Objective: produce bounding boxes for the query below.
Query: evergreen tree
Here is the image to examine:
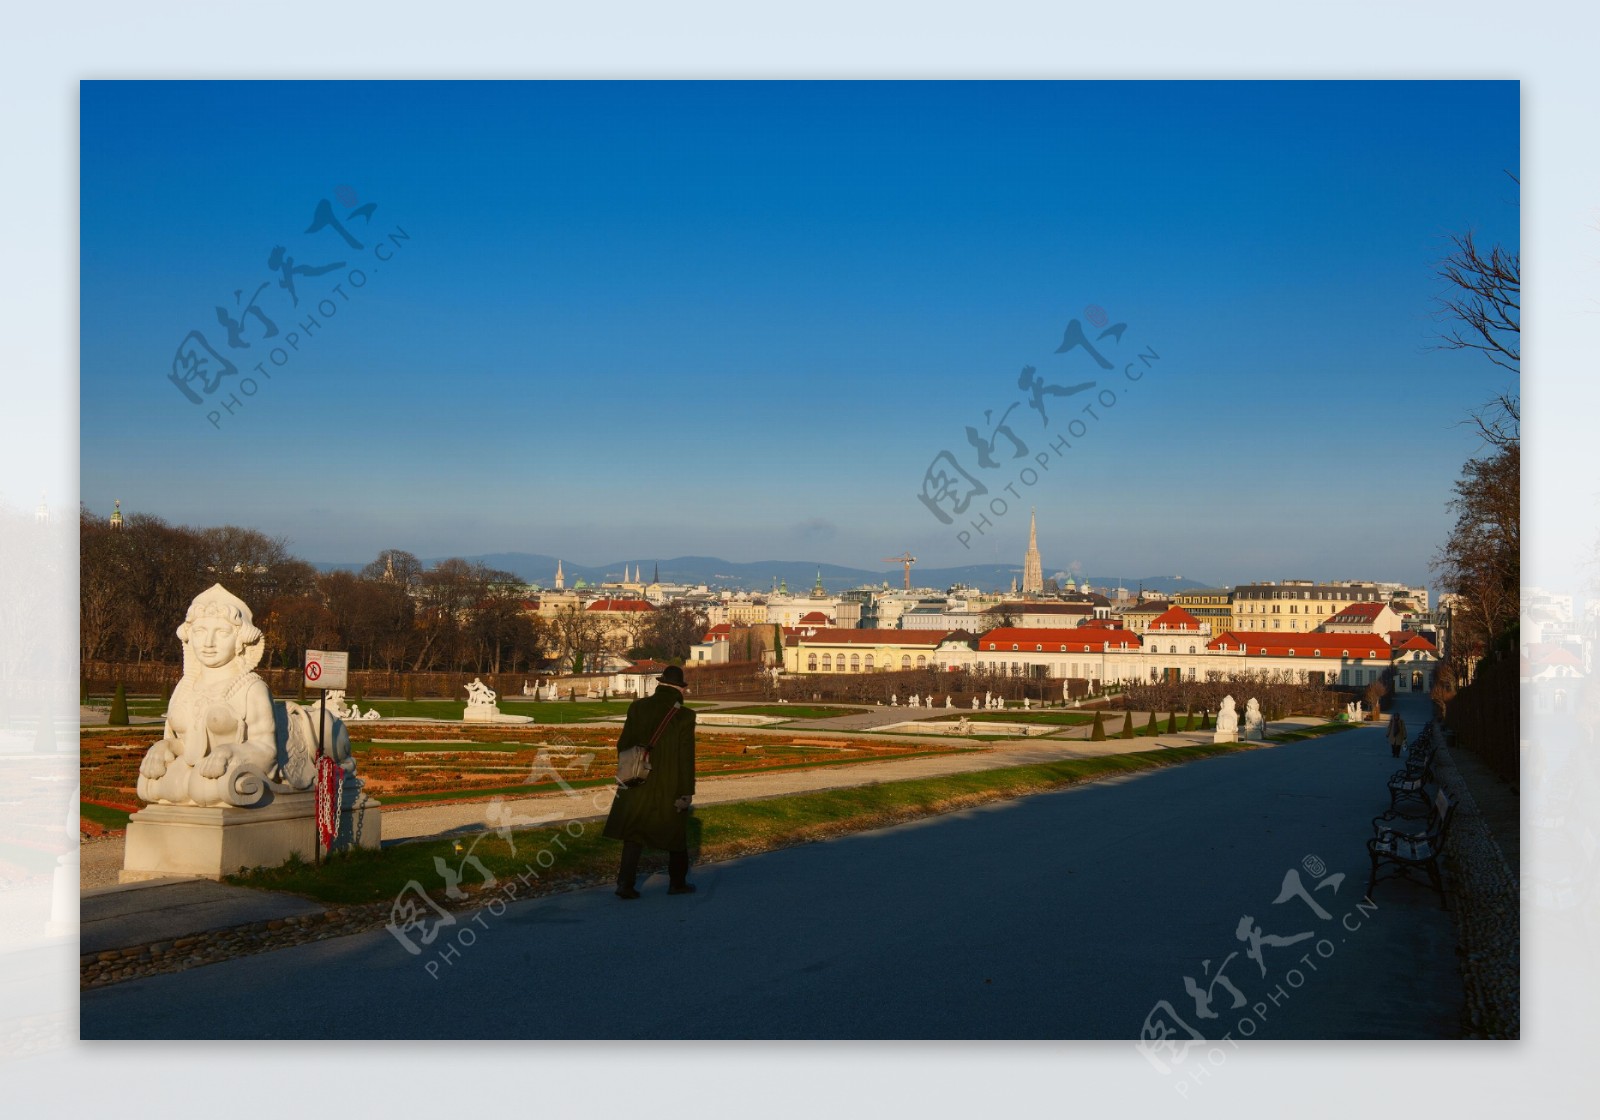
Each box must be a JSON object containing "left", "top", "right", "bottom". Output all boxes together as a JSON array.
[
  {"left": 1091, "top": 711, "right": 1106, "bottom": 741},
  {"left": 108, "top": 683, "right": 129, "bottom": 726},
  {"left": 1120, "top": 713, "right": 1134, "bottom": 739},
  {"left": 1145, "top": 711, "right": 1159, "bottom": 735},
  {"left": 1166, "top": 711, "right": 1178, "bottom": 734}
]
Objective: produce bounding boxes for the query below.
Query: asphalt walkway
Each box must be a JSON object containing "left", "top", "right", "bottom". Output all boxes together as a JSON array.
[{"left": 80, "top": 715, "right": 1461, "bottom": 1039}]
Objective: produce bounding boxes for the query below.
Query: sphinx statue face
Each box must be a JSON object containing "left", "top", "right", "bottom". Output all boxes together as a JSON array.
[{"left": 191, "top": 616, "right": 241, "bottom": 669}]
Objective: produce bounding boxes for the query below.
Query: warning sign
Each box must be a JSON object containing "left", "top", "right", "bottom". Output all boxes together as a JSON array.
[{"left": 304, "top": 649, "right": 349, "bottom": 691}]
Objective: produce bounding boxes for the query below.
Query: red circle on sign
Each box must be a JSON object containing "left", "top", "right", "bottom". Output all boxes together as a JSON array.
[{"left": 307, "top": 662, "right": 322, "bottom": 681}]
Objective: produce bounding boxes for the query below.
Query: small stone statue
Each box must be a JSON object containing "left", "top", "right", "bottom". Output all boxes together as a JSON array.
[{"left": 1214, "top": 695, "right": 1239, "bottom": 745}]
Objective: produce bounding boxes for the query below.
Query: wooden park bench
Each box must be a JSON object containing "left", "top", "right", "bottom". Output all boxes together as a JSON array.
[{"left": 1367, "top": 788, "right": 1456, "bottom": 905}]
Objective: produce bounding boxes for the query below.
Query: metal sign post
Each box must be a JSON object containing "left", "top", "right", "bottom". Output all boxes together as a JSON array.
[{"left": 304, "top": 650, "right": 350, "bottom": 867}]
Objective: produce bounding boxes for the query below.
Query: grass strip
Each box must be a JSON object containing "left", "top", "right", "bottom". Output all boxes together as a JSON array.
[
  {"left": 715, "top": 704, "right": 860, "bottom": 719},
  {"left": 1265, "top": 722, "right": 1358, "bottom": 743},
  {"left": 229, "top": 742, "right": 1249, "bottom": 905},
  {"left": 80, "top": 802, "right": 133, "bottom": 830}
]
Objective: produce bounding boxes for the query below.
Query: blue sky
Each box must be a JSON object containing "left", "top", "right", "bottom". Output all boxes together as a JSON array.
[{"left": 79, "top": 80, "right": 1519, "bottom": 587}]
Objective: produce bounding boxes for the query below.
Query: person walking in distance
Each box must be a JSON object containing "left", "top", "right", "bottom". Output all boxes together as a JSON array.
[
  {"left": 1387, "top": 712, "right": 1408, "bottom": 759},
  {"left": 604, "top": 664, "right": 698, "bottom": 899}
]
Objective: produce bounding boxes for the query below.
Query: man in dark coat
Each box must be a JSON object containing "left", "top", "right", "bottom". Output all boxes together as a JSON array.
[{"left": 603, "top": 664, "right": 697, "bottom": 899}]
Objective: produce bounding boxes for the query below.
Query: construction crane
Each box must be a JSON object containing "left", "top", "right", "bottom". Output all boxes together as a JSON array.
[{"left": 882, "top": 553, "right": 916, "bottom": 590}]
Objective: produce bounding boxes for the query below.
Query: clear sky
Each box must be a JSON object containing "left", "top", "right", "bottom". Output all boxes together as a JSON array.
[{"left": 79, "top": 80, "right": 1519, "bottom": 587}]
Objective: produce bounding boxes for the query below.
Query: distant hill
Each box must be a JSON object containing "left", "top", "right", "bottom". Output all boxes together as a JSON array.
[{"left": 314, "top": 551, "right": 1212, "bottom": 596}]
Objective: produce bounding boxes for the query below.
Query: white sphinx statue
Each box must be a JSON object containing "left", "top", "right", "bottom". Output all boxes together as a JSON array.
[
  {"left": 123, "top": 584, "right": 377, "bottom": 882},
  {"left": 1243, "top": 698, "right": 1265, "bottom": 741},
  {"left": 136, "top": 584, "right": 357, "bottom": 809},
  {"left": 1213, "top": 695, "right": 1239, "bottom": 744}
]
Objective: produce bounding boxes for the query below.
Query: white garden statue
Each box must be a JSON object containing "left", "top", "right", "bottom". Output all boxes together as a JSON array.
[
  {"left": 1213, "top": 695, "right": 1239, "bottom": 744},
  {"left": 1244, "top": 698, "right": 1265, "bottom": 741},
  {"left": 136, "top": 584, "right": 357, "bottom": 808}
]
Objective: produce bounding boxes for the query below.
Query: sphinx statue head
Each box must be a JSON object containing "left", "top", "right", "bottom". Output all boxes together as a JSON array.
[{"left": 177, "top": 583, "right": 265, "bottom": 679}]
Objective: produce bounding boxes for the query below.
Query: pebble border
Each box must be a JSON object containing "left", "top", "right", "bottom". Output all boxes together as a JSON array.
[{"left": 1435, "top": 741, "right": 1520, "bottom": 1038}]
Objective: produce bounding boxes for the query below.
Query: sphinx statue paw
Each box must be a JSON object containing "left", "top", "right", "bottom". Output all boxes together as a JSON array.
[
  {"left": 198, "top": 750, "right": 231, "bottom": 779},
  {"left": 139, "top": 745, "right": 174, "bottom": 779}
]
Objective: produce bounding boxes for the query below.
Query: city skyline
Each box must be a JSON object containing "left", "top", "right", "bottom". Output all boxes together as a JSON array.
[{"left": 79, "top": 80, "right": 1518, "bottom": 586}]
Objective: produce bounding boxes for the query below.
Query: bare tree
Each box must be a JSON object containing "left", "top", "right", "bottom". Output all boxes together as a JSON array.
[{"left": 1433, "top": 220, "right": 1519, "bottom": 375}]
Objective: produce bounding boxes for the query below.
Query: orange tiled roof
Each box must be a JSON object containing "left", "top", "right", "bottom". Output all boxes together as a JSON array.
[
  {"left": 1327, "top": 602, "right": 1387, "bottom": 622},
  {"left": 587, "top": 598, "right": 656, "bottom": 612},
  {"left": 978, "top": 627, "right": 1143, "bottom": 651},
  {"left": 787, "top": 628, "right": 952, "bottom": 647},
  {"left": 1148, "top": 606, "right": 1204, "bottom": 631},
  {"left": 1210, "top": 631, "right": 1391, "bottom": 658}
]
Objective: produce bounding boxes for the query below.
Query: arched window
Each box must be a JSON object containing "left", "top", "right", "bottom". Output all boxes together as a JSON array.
[
  {"left": 1313, "top": 649, "right": 1322, "bottom": 657},
  {"left": 1012, "top": 643, "right": 1019, "bottom": 651},
  {"left": 865, "top": 653, "right": 875, "bottom": 669},
  {"left": 807, "top": 654, "right": 817, "bottom": 671},
  {"left": 1189, "top": 646, "right": 1196, "bottom": 655},
  {"left": 850, "top": 654, "right": 860, "bottom": 671},
  {"left": 1369, "top": 650, "right": 1377, "bottom": 659},
  {"left": 837, "top": 657, "right": 847, "bottom": 672},
  {"left": 916, "top": 655, "right": 927, "bottom": 669},
  {"left": 901, "top": 654, "right": 911, "bottom": 669},
  {"left": 1170, "top": 645, "right": 1177, "bottom": 654},
  {"left": 821, "top": 653, "right": 832, "bottom": 670},
  {"left": 1035, "top": 644, "right": 1044, "bottom": 652},
  {"left": 1342, "top": 650, "right": 1350, "bottom": 658}
]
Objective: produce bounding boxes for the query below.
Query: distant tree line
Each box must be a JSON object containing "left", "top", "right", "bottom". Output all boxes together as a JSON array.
[{"left": 80, "top": 512, "right": 714, "bottom": 674}]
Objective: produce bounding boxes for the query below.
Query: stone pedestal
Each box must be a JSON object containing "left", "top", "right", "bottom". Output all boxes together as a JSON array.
[
  {"left": 463, "top": 703, "right": 533, "bottom": 725},
  {"left": 45, "top": 851, "right": 79, "bottom": 937},
  {"left": 120, "top": 789, "right": 381, "bottom": 883}
]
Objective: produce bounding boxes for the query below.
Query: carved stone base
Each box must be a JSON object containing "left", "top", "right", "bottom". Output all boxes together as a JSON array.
[
  {"left": 463, "top": 704, "right": 534, "bottom": 725},
  {"left": 119, "top": 789, "right": 381, "bottom": 883}
]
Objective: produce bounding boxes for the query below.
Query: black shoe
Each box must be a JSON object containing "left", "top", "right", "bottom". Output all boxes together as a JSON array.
[
  {"left": 667, "top": 883, "right": 696, "bottom": 895},
  {"left": 616, "top": 886, "right": 641, "bottom": 900}
]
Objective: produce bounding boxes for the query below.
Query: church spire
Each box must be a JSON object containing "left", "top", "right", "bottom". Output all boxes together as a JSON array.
[
  {"left": 555, "top": 559, "right": 565, "bottom": 590},
  {"left": 1022, "top": 508, "right": 1044, "bottom": 594}
]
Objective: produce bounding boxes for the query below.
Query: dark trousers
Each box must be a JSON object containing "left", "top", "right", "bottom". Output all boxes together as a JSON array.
[{"left": 618, "top": 841, "right": 689, "bottom": 889}]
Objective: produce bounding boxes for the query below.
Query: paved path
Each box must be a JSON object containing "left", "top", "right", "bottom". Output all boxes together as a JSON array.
[
  {"left": 83, "top": 719, "right": 1308, "bottom": 886},
  {"left": 80, "top": 880, "right": 323, "bottom": 955},
  {"left": 80, "top": 716, "right": 1460, "bottom": 1039}
]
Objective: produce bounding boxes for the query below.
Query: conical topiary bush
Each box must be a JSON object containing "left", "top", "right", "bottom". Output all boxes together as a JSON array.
[
  {"left": 1091, "top": 711, "right": 1106, "bottom": 741},
  {"left": 108, "top": 683, "right": 129, "bottom": 726}
]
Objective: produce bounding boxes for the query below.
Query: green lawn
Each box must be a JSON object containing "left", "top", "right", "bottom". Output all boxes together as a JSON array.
[
  {"left": 715, "top": 704, "right": 861, "bottom": 720},
  {"left": 80, "top": 802, "right": 133, "bottom": 830},
  {"left": 1265, "top": 722, "right": 1358, "bottom": 743},
  {"left": 941, "top": 710, "right": 1095, "bottom": 726},
  {"left": 358, "top": 699, "right": 640, "bottom": 722},
  {"left": 229, "top": 742, "right": 1245, "bottom": 905}
]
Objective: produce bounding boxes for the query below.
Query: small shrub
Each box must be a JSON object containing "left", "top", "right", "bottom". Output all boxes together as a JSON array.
[
  {"left": 1166, "top": 711, "right": 1178, "bottom": 734},
  {"left": 108, "top": 683, "right": 129, "bottom": 726},
  {"left": 1091, "top": 712, "right": 1106, "bottom": 741}
]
